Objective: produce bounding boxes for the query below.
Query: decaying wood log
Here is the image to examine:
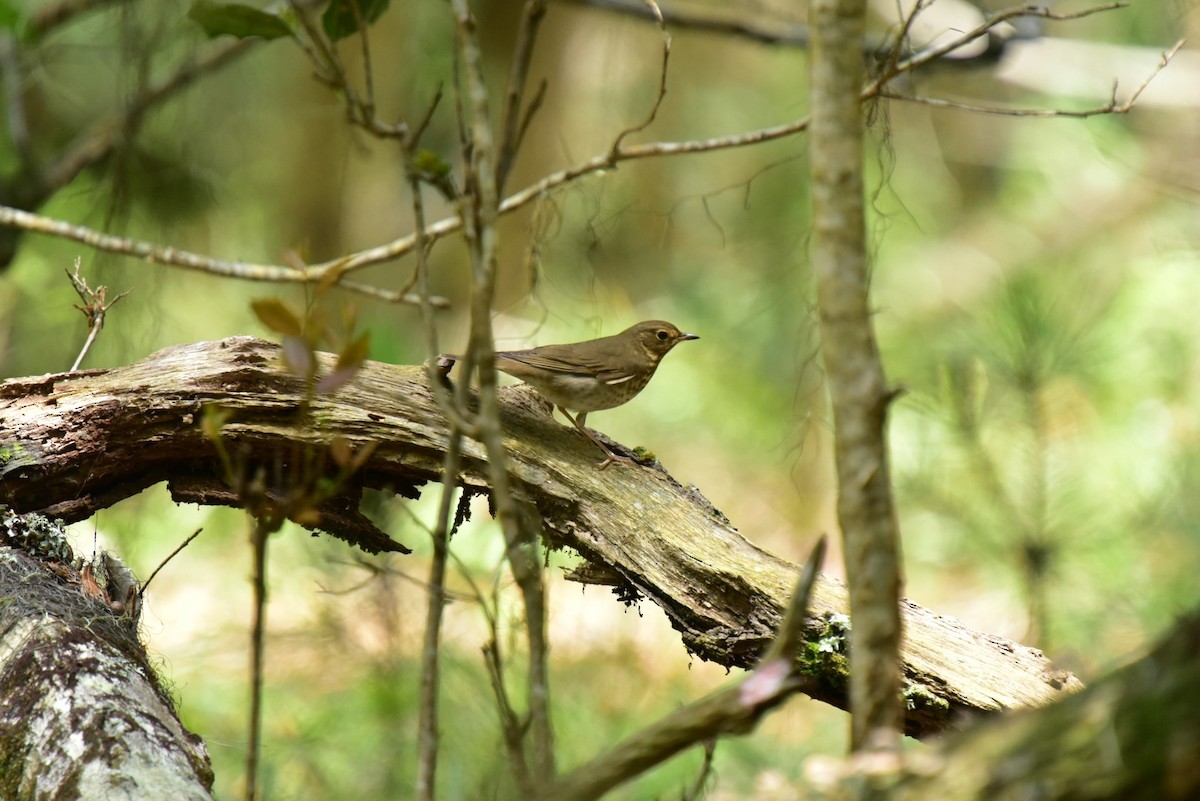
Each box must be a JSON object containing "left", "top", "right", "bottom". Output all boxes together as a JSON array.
[{"left": 0, "top": 336, "right": 1082, "bottom": 736}]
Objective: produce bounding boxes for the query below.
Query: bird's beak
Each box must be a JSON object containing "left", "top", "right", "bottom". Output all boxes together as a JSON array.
[{"left": 680, "top": 332, "right": 700, "bottom": 341}]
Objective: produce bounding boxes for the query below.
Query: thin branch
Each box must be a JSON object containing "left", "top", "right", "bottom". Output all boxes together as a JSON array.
[
  {"left": 415, "top": 437, "right": 462, "bottom": 801},
  {"left": 138, "top": 527, "right": 204, "bottom": 600},
  {"left": 66, "top": 257, "right": 130, "bottom": 371},
  {"left": 0, "top": 2, "right": 1147, "bottom": 308},
  {"left": 682, "top": 739, "right": 717, "bottom": 801},
  {"left": 1115, "top": 38, "right": 1185, "bottom": 109},
  {"left": 412, "top": 85, "right": 446, "bottom": 146},
  {"left": 878, "top": 38, "right": 1183, "bottom": 117},
  {"left": 284, "top": 0, "right": 341, "bottom": 87},
  {"left": 483, "top": 634, "right": 536, "bottom": 797},
  {"left": 350, "top": 0, "right": 377, "bottom": 120},
  {"left": 0, "top": 205, "right": 450, "bottom": 307},
  {"left": 245, "top": 516, "right": 271, "bottom": 801},
  {"left": 496, "top": 0, "right": 550, "bottom": 193},
  {"left": 451, "top": 0, "right": 555, "bottom": 786},
  {"left": 610, "top": 0, "right": 671, "bottom": 153},
  {"left": 877, "top": 0, "right": 934, "bottom": 86},
  {"left": 411, "top": 73, "right": 466, "bottom": 796},
  {"left": 555, "top": 0, "right": 812, "bottom": 47},
  {"left": 871, "top": 2, "right": 1129, "bottom": 88}
]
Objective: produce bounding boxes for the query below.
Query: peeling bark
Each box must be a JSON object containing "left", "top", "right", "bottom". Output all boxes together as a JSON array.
[{"left": 0, "top": 336, "right": 1081, "bottom": 736}]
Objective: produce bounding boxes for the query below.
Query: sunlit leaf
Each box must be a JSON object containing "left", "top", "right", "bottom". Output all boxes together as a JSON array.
[
  {"left": 200, "top": 405, "right": 233, "bottom": 441},
  {"left": 322, "top": 0, "right": 390, "bottom": 42},
  {"left": 341, "top": 303, "right": 359, "bottom": 338},
  {"left": 251, "top": 298, "right": 304, "bottom": 338},
  {"left": 188, "top": 0, "right": 294, "bottom": 40},
  {"left": 336, "top": 332, "right": 371, "bottom": 372},
  {"left": 413, "top": 149, "right": 452, "bottom": 179},
  {"left": 281, "top": 249, "right": 309, "bottom": 273},
  {"left": 316, "top": 254, "right": 355, "bottom": 296},
  {"left": 412, "top": 149, "right": 458, "bottom": 200},
  {"left": 315, "top": 332, "right": 369, "bottom": 393},
  {"left": 315, "top": 366, "right": 357, "bottom": 395},
  {"left": 289, "top": 506, "right": 322, "bottom": 527}
]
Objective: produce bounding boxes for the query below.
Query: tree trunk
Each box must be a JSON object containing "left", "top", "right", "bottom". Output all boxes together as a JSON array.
[{"left": 0, "top": 512, "right": 213, "bottom": 800}]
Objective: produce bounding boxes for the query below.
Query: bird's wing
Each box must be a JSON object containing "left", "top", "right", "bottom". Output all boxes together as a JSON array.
[{"left": 496, "top": 345, "right": 641, "bottom": 385}]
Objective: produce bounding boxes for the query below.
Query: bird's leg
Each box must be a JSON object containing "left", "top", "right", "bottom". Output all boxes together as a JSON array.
[{"left": 557, "top": 407, "right": 635, "bottom": 469}]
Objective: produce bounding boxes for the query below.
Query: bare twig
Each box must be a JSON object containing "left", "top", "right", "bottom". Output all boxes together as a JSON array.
[
  {"left": 0, "top": 2, "right": 1146, "bottom": 313},
  {"left": 682, "top": 739, "right": 718, "bottom": 801},
  {"left": 0, "top": 206, "right": 449, "bottom": 307},
  {"left": 350, "top": 0, "right": 377, "bottom": 119},
  {"left": 245, "top": 515, "right": 271, "bottom": 801},
  {"left": 138, "top": 527, "right": 203, "bottom": 601},
  {"left": 415, "top": 438, "right": 462, "bottom": 801},
  {"left": 1112, "top": 38, "right": 1184, "bottom": 110},
  {"left": 496, "top": 0, "right": 550, "bottom": 192},
  {"left": 610, "top": 0, "right": 671, "bottom": 153},
  {"left": 879, "top": 38, "right": 1183, "bottom": 117},
  {"left": 873, "top": 2, "right": 1128, "bottom": 87},
  {"left": 411, "top": 76, "right": 467, "bottom": 795},
  {"left": 877, "top": 0, "right": 934, "bottom": 85},
  {"left": 66, "top": 257, "right": 130, "bottom": 371},
  {"left": 484, "top": 636, "right": 536, "bottom": 797},
  {"left": 555, "top": 0, "right": 812, "bottom": 47},
  {"left": 450, "top": 0, "right": 555, "bottom": 786}
]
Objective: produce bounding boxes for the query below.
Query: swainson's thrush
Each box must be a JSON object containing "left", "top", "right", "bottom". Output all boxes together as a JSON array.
[{"left": 447, "top": 321, "right": 699, "bottom": 468}]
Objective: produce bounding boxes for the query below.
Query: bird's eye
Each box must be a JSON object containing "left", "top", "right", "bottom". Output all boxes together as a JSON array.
[{"left": 656, "top": 330, "right": 670, "bottom": 341}]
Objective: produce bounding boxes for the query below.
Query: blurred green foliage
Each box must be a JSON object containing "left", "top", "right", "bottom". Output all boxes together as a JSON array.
[{"left": 2, "top": 0, "right": 1198, "bottom": 797}]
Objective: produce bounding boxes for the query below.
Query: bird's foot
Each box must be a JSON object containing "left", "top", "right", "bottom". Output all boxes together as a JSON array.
[
  {"left": 567, "top": 419, "right": 639, "bottom": 469},
  {"left": 595, "top": 450, "right": 637, "bottom": 470}
]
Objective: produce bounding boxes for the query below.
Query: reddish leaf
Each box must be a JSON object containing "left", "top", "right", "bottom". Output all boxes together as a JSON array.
[{"left": 282, "top": 335, "right": 315, "bottom": 377}]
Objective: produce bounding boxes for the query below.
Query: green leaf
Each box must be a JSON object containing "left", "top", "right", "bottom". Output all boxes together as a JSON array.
[
  {"left": 335, "top": 331, "right": 371, "bottom": 372},
  {"left": 200, "top": 405, "right": 233, "bottom": 442},
  {"left": 317, "top": 332, "right": 370, "bottom": 394},
  {"left": 188, "top": 1, "right": 294, "bottom": 40},
  {"left": 322, "top": 0, "right": 390, "bottom": 42},
  {"left": 412, "top": 149, "right": 458, "bottom": 200}
]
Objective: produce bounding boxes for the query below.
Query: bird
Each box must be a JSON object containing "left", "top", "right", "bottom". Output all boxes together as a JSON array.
[{"left": 445, "top": 321, "right": 699, "bottom": 469}]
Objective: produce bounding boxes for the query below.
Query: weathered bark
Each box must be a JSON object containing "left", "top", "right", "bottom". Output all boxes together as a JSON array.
[
  {"left": 0, "top": 513, "right": 213, "bottom": 800},
  {"left": 0, "top": 336, "right": 1080, "bottom": 736}
]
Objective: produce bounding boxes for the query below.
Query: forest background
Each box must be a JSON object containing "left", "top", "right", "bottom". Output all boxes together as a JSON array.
[{"left": 0, "top": 0, "right": 1196, "bottom": 798}]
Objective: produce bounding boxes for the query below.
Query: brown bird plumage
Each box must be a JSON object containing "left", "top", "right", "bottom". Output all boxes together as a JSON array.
[{"left": 449, "top": 320, "right": 699, "bottom": 468}]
